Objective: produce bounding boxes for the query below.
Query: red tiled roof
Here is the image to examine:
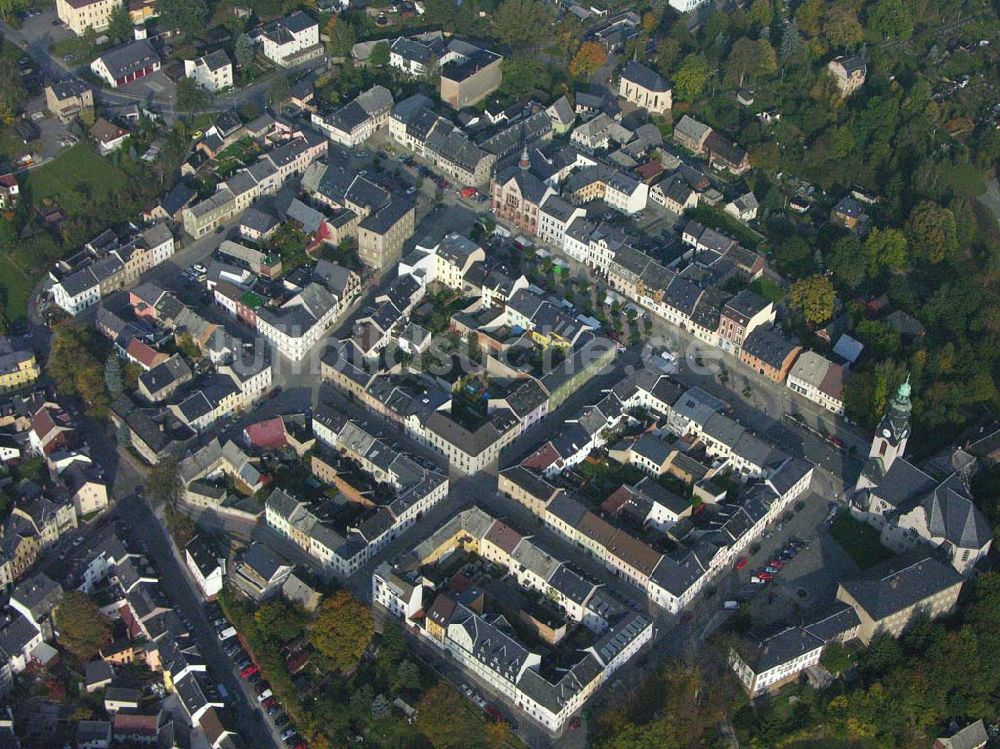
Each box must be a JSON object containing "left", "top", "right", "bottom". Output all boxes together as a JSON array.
[
  {"left": 126, "top": 339, "right": 165, "bottom": 370},
  {"left": 521, "top": 441, "right": 561, "bottom": 472},
  {"left": 243, "top": 417, "right": 288, "bottom": 449},
  {"left": 600, "top": 485, "right": 634, "bottom": 515},
  {"left": 484, "top": 520, "right": 522, "bottom": 555}
]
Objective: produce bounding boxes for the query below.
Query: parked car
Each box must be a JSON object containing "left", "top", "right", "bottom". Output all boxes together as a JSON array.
[
  {"left": 281, "top": 729, "right": 296, "bottom": 741},
  {"left": 723, "top": 600, "right": 740, "bottom": 610},
  {"left": 258, "top": 689, "right": 273, "bottom": 702},
  {"left": 750, "top": 576, "right": 767, "bottom": 585},
  {"left": 679, "top": 611, "right": 694, "bottom": 625},
  {"left": 240, "top": 664, "right": 258, "bottom": 679},
  {"left": 758, "top": 571, "right": 774, "bottom": 581},
  {"left": 262, "top": 697, "right": 276, "bottom": 710},
  {"left": 734, "top": 557, "right": 748, "bottom": 570},
  {"left": 769, "top": 560, "right": 784, "bottom": 569}
]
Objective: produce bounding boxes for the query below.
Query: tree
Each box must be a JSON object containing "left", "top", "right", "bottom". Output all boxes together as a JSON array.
[
  {"left": 824, "top": 6, "right": 863, "bottom": 49},
  {"left": 828, "top": 234, "right": 865, "bottom": 288},
  {"left": 175, "top": 77, "right": 209, "bottom": 120},
  {"left": 415, "top": 683, "right": 490, "bottom": 748},
  {"left": 308, "top": 590, "right": 374, "bottom": 673},
  {"left": 906, "top": 201, "right": 958, "bottom": 265},
  {"left": 862, "top": 227, "right": 907, "bottom": 276},
  {"left": 780, "top": 17, "right": 805, "bottom": 62},
  {"left": 725, "top": 38, "right": 777, "bottom": 85},
  {"left": 674, "top": 54, "right": 711, "bottom": 102},
  {"left": 324, "top": 16, "right": 356, "bottom": 57},
  {"left": 107, "top": 4, "right": 134, "bottom": 43},
  {"left": 48, "top": 322, "right": 110, "bottom": 417},
  {"left": 393, "top": 659, "right": 421, "bottom": 693},
  {"left": 493, "top": 0, "right": 552, "bottom": 48},
  {"left": 773, "top": 235, "right": 813, "bottom": 277},
  {"left": 148, "top": 458, "right": 183, "bottom": 508},
  {"left": 569, "top": 41, "right": 607, "bottom": 79},
  {"left": 820, "top": 641, "right": 854, "bottom": 675},
  {"left": 867, "top": 0, "right": 912, "bottom": 40},
  {"left": 748, "top": 0, "right": 772, "bottom": 28},
  {"left": 788, "top": 275, "right": 835, "bottom": 325},
  {"left": 368, "top": 41, "right": 390, "bottom": 67},
  {"left": 104, "top": 357, "right": 124, "bottom": 397},
  {"left": 155, "top": 0, "right": 208, "bottom": 35},
  {"left": 0, "top": 0, "right": 26, "bottom": 23},
  {"left": 234, "top": 33, "right": 255, "bottom": 68},
  {"left": 55, "top": 592, "right": 112, "bottom": 660},
  {"left": 0, "top": 55, "right": 26, "bottom": 125}
]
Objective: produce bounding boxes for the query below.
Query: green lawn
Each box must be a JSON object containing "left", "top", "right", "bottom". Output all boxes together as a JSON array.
[
  {"left": 829, "top": 513, "right": 894, "bottom": 570},
  {"left": 0, "top": 255, "right": 40, "bottom": 329},
  {"left": 26, "top": 145, "right": 129, "bottom": 218}
]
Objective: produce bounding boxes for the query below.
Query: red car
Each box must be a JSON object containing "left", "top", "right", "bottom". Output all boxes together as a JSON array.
[
  {"left": 769, "top": 560, "right": 784, "bottom": 569},
  {"left": 735, "top": 557, "right": 748, "bottom": 570},
  {"left": 757, "top": 571, "right": 774, "bottom": 581},
  {"left": 569, "top": 717, "right": 582, "bottom": 731},
  {"left": 262, "top": 697, "right": 276, "bottom": 710},
  {"left": 680, "top": 611, "right": 694, "bottom": 624},
  {"left": 460, "top": 186, "right": 477, "bottom": 199},
  {"left": 240, "top": 664, "right": 259, "bottom": 678}
]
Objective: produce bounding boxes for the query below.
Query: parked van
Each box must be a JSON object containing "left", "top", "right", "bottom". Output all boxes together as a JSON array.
[{"left": 723, "top": 601, "right": 740, "bottom": 610}]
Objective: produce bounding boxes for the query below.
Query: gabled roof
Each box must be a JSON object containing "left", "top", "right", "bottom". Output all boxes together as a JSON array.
[
  {"left": 839, "top": 554, "right": 963, "bottom": 621},
  {"left": 620, "top": 60, "right": 670, "bottom": 92}
]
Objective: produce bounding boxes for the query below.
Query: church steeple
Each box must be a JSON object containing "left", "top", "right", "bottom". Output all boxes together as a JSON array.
[
  {"left": 519, "top": 145, "right": 530, "bottom": 170},
  {"left": 868, "top": 376, "right": 912, "bottom": 469}
]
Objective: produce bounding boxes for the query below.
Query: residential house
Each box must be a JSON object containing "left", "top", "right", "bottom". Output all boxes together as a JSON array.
[
  {"left": 56, "top": 0, "right": 121, "bottom": 34},
  {"left": 739, "top": 327, "right": 801, "bottom": 383},
  {"left": 90, "top": 118, "right": 129, "bottom": 155},
  {"left": 184, "top": 50, "right": 233, "bottom": 92},
  {"left": 827, "top": 55, "right": 866, "bottom": 96},
  {"left": 185, "top": 536, "right": 225, "bottom": 599},
  {"left": 439, "top": 42, "right": 503, "bottom": 109},
  {"left": 253, "top": 11, "right": 322, "bottom": 68},
  {"left": 45, "top": 78, "right": 94, "bottom": 121},
  {"left": 729, "top": 626, "right": 824, "bottom": 696},
  {"left": 491, "top": 160, "right": 554, "bottom": 236},
  {"left": 312, "top": 85, "right": 393, "bottom": 147},
  {"left": 786, "top": 351, "right": 846, "bottom": 415},
  {"left": 0, "top": 338, "right": 39, "bottom": 393}
]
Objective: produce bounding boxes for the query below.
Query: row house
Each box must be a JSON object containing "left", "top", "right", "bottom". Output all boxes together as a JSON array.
[
  {"left": 312, "top": 85, "right": 393, "bottom": 147},
  {"left": 51, "top": 223, "right": 175, "bottom": 316}
]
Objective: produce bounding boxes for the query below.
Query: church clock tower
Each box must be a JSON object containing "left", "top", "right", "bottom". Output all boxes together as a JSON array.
[{"left": 857, "top": 376, "right": 912, "bottom": 493}]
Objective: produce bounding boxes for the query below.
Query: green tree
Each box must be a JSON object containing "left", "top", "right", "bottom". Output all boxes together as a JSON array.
[
  {"left": 867, "top": 0, "right": 912, "bottom": 40},
  {"left": 104, "top": 356, "right": 124, "bottom": 397},
  {"left": 148, "top": 458, "right": 184, "bottom": 508},
  {"left": 493, "top": 0, "right": 552, "bottom": 48},
  {"left": 674, "top": 53, "right": 711, "bottom": 102},
  {"left": 55, "top": 592, "right": 112, "bottom": 660},
  {"left": 107, "top": 4, "right": 134, "bottom": 43},
  {"left": 788, "top": 274, "right": 835, "bottom": 324},
  {"left": 393, "top": 659, "right": 421, "bottom": 693},
  {"left": 324, "top": 16, "right": 356, "bottom": 57},
  {"left": 0, "top": 0, "right": 26, "bottom": 22},
  {"left": 0, "top": 55, "right": 26, "bottom": 125},
  {"left": 308, "top": 590, "right": 374, "bottom": 673},
  {"left": 175, "top": 76, "right": 209, "bottom": 120},
  {"left": 155, "top": 0, "right": 208, "bottom": 35},
  {"left": 824, "top": 6, "right": 864, "bottom": 49},
  {"left": 234, "top": 33, "right": 255, "bottom": 68},
  {"left": 368, "top": 40, "right": 390, "bottom": 67},
  {"left": 906, "top": 201, "right": 958, "bottom": 265},
  {"left": 773, "top": 235, "right": 814, "bottom": 276},
  {"left": 828, "top": 233, "right": 865, "bottom": 288},
  {"left": 862, "top": 227, "right": 907, "bottom": 276},
  {"left": 820, "top": 641, "right": 854, "bottom": 675},
  {"left": 725, "top": 38, "right": 777, "bottom": 85}
]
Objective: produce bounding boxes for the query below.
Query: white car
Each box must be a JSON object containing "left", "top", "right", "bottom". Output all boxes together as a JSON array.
[{"left": 192, "top": 263, "right": 207, "bottom": 274}]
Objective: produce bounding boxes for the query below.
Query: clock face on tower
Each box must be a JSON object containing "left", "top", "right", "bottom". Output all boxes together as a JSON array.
[{"left": 882, "top": 428, "right": 892, "bottom": 438}]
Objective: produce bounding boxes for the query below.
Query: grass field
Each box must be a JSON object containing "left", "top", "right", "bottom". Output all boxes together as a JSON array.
[
  {"left": 829, "top": 513, "right": 895, "bottom": 570},
  {"left": 26, "top": 144, "right": 129, "bottom": 217},
  {"left": 0, "top": 255, "right": 40, "bottom": 328}
]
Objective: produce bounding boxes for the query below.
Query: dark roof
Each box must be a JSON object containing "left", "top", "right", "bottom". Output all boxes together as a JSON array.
[
  {"left": 49, "top": 77, "right": 91, "bottom": 100},
  {"left": 839, "top": 554, "right": 964, "bottom": 621},
  {"left": 741, "top": 327, "right": 799, "bottom": 369},
  {"left": 802, "top": 602, "right": 860, "bottom": 643},
  {"left": 440, "top": 48, "right": 502, "bottom": 83},
  {"left": 740, "top": 626, "right": 823, "bottom": 673},
  {"left": 359, "top": 196, "right": 413, "bottom": 234},
  {"left": 160, "top": 181, "right": 196, "bottom": 216},
  {"left": 96, "top": 39, "right": 160, "bottom": 80},
  {"left": 620, "top": 60, "right": 669, "bottom": 92}
]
